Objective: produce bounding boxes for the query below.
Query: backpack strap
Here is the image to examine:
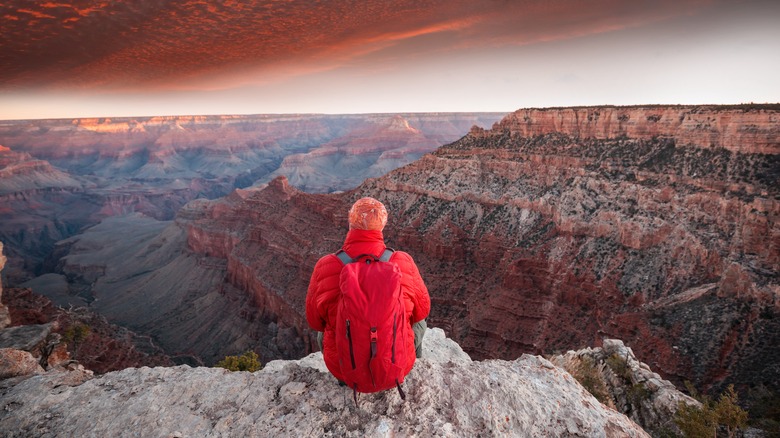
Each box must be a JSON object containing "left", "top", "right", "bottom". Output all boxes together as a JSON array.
[
  {"left": 396, "top": 379, "right": 406, "bottom": 401},
  {"left": 335, "top": 250, "right": 354, "bottom": 265},
  {"left": 336, "top": 248, "right": 395, "bottom": 264},
  {"left": 379, "top": 248, "right": 394, "bottom": 262}
]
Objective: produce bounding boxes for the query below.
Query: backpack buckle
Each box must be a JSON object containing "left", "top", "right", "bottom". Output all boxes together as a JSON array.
[{"left": 370, "top": 327, "right": 378, "bottom": 358}]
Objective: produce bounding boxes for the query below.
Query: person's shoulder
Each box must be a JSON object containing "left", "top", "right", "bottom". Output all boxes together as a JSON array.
[
  {"left": 389, "top": 250, "right": 418, "bottom": 265},
  {"left": 314, "top": 252, "right": 342, "bottom": 269}
]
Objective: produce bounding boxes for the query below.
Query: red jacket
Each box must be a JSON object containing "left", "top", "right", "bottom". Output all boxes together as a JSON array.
[{"left": 306, "top": 229, "right": 430, "bottom": 382}]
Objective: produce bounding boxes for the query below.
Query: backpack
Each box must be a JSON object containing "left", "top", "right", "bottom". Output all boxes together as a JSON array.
[{"left": 334, "top": 248, "right": 410, "bottom": 404}]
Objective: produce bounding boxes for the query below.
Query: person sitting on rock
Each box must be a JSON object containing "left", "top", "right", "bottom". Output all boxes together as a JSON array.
[{"left": 305, "top": 196, "right": 430, "bottom": 386}]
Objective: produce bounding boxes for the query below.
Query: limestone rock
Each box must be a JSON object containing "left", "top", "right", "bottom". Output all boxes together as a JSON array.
[
  {"left": 0, "top": 348, "right": 44, "bottom": 380},
  {"left": 550, "top": 339, "right": 699, "bottom": 436},
  {"left": 0, "top": 328, "right": 648, "bottom": 437},
  {"left": 0, "top": 323, "right": 54, "bottom": 352}
]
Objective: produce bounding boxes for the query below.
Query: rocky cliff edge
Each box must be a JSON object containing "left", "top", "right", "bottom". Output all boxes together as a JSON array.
[{"left": 0, "top": 328, "right": 655, "bottom": 437}]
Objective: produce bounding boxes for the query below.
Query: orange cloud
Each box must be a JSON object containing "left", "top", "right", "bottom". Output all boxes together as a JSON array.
[{"left": 17, "top": 8, "right": 57, "bottom": 19}]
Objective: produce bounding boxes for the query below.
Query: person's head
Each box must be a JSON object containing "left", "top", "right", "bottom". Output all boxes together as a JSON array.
[{"left": 348, "top": 197, "right": 388, "bottom": 231}]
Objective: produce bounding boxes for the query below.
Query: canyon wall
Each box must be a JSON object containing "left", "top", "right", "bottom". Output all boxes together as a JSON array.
[
  {"left": 178, "top": 105, "right": 778, "bottom": 396},
  {"left": 11, "top": 105, "right": 776, "bottom": 399},
  {"left": 490, "top": 105, "right": 779, "bottom": 154}
]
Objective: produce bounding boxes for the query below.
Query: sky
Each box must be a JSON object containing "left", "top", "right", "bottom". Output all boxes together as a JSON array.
[{"left": 1, "top": 0, "right": 779, "bottom": 120}]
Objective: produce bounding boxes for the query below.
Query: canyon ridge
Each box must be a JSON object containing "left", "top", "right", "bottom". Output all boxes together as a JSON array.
[{"left": 2, "top": 105, "right": 778, "bottom": 404}]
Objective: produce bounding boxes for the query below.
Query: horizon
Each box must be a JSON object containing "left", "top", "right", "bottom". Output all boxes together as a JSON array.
[
  {"left": 4, "top": 103, "right": 780, "bottom": 123},
  {"left": 2, "top": 0, "right": 779, "bottom": 120}
]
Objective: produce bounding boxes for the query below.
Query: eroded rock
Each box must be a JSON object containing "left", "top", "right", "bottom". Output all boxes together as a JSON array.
[
  {"left": 0, "top": 328, "right": 649, "bottom": 437},
  {"left": 0, "top": 349, "right": 43, "bottom": 380}
]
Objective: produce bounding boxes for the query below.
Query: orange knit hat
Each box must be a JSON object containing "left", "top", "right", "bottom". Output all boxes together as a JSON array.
[{"left": 348, "top": 197, "right": 388, "bottom": 230}]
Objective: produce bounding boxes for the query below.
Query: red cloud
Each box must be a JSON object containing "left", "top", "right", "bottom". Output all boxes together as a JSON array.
[{"left": 0, "top": 0, "right": 714, "bottom": 91}]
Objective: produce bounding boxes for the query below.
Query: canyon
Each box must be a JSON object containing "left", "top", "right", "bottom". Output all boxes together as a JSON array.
[
  {"left": 0, "top": 112, "right": 503, "bottom": 283},
  {"left": 2, "top": 105, "right": 778, "bottom": 406}
]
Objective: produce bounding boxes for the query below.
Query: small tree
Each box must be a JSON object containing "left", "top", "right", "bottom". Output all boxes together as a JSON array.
[
  {"left": 675, "top": 398, "right": 718, "bottom": 437},
  {"left": 215, "top": 351, "right": 261, "bottom": 372},
  {"left": 675, "top": 383, "right": 748, "bottom": 438},
  {"left": 63, "top": 323, "right": 91, "bottom": 357},
  {"left": 715, "top": 385, "right": 749, "bottom": 437}
]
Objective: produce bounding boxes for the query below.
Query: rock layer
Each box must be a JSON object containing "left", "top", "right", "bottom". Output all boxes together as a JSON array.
[
  {"left": 19, "top": 105, "right": 778, "bottom": 399},
  {"left": 364, "top": 105, "right": 779, "bottom": 395},
  {"left": 176, "top": 105, "right": 779, "bottom": 396}
]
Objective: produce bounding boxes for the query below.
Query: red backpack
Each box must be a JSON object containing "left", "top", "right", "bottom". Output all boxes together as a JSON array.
[{"left": 334, "top": 248, "right": 410, "bottom": 404}]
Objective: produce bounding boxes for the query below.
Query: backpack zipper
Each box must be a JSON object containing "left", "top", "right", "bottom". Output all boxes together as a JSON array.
[
  {"left": 391, "top": 313, "right": 397, "bottom": 364},
  {"left": 370, "top": 327, "right": 378, "bottom": 388},
  {"left": 346, "top": 319, "right": 356, "bottom": 369}
]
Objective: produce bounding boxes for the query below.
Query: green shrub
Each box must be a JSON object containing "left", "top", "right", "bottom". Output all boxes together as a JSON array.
[
  {"left": 675, "top": 397, "right": 718, "bottom": 437},
  {"left": 565, "top": 356, "right": 614, "bottom": 408},
  {"left": 627, "top": 383, "right": 653, "bottom": 405},
  {"left": 605, "top": 352, "right": 631, "bottom": 381},
  {"left": 715, "top": 386, "right": 749, "bottom": 437},
  {"left": 674, "top": 383, "right": 748, "bottom": 438},
  {"left": 63, "top": 323, "right": 91, "bottom": 344},
  {"left": 215, "top": 351, "right": 262, "bottom": 372}
]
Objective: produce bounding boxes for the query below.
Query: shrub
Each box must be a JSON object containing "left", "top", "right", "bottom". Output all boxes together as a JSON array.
[
  {"left": 63, "top": 323, "right": 91, "bottom": 344},
  {"left": 605, "top": 352, "right": 631, "bottom": 381},
  {"left": 565, "top": 356, "right": 614, "bottom": 408},
  {"left": 63, "top": 322, "right": 91, "bottom": 354},
  {"left": 675, "top": 397, "right": 718, "bottom": 437},
  {"left": 674, "top": 383, "right": 748, "bottom": 438},
  {"left": 215, "top": 351, "right": 261, "bottom": 372},
  {"left": 715, "top": 386, "right": 749, "bottom": 437}
]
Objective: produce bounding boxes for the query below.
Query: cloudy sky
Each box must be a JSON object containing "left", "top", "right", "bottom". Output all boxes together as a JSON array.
[{"left": 1, "top": 0, "right": 778, "bottom": 120}]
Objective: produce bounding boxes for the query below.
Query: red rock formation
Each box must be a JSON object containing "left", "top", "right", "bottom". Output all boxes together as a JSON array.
[
  {"left": 0, "top": 113, "right": 504, "bottom": 281},
  {"left": 180, "top": 177, "right": 346, "bottom": 359},
  {"left": 3, "top": 287, "right": 173, "bottom": 374},
  {"left": 180, "top": 105, "right": 778, "bottom": 397},
  {"left": 492, "top": 105, "right": 779, "bottom": 154},
  {"left": 8, "top": 106, "right": 775, "bottom": 397}
]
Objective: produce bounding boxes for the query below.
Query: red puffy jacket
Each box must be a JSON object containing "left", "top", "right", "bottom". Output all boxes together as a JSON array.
[{"left": 305, "top": 229, "right": 430, "bottom": 382}]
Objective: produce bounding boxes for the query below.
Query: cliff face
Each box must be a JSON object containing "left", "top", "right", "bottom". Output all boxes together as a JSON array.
[
  {"left": 176, "top": 105, "right": 779, "bottom": 396},
  {"left": 370, "top": 105, "right": 779, "bottom": 394},
  {"left": 0, "top": 328, "right": 652, "bottom": 437},
  {"left": 18, "top": 105, "right": 778, "bottom": 398},
  {"left": 490, "top": 105, "right": 779, "bottom": 154}
]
